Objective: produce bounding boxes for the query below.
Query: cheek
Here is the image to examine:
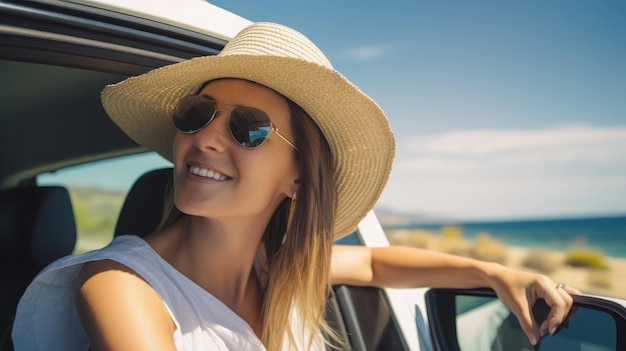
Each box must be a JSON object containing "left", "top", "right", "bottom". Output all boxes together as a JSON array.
[
  {"left": 236, "top": 149, "right": 297, "bottom": 192},
  {"left": 172, "top": 133, "right": 191, "bottom": 166}
]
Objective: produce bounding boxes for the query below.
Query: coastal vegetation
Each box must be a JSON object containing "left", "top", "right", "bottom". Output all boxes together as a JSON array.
[
  {"left": 521, "top": 249, "right": 558, "bottom": 273},
  {"left": 388, "top": 227, "right": 508, "bottom": 264},
  {"left": 564, "top": 247, "right": 608, "bottom": 270},
  {"left": 67, "top": 186, "right": 125, "bottom": 254},
  {"left": 385, "top": 226, "right": 623, "bottom": 299}
]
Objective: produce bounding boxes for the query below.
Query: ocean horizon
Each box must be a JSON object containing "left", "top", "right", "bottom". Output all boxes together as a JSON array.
[{"left": 387, "top": 214, "right": 626, "bottom": 258}]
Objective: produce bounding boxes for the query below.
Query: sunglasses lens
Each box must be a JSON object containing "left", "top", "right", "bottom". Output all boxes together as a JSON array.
[
  {"left": 173, "top": 95, "right": 215, "bottom": 133},
  {"left": 229, "top": 107, "right": 272, "bottom": 148},
  {"left": 173, "top": 95, "right": 274, "bottom": 149}
]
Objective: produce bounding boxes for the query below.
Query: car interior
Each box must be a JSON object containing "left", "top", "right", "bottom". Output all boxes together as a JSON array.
[{"left": 0, "top": 185, "right": 76, "bottom": 349}]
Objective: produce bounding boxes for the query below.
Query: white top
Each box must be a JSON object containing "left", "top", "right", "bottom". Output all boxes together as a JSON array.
[{"left": 12, "top": 235, "right": 323, "bottom": 350}]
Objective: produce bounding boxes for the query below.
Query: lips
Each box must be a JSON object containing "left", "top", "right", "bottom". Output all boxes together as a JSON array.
[{"left": 189, "top": 165, "right": 229, "bottom": 181}]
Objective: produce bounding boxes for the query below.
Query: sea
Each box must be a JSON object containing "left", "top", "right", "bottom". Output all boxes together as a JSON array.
[{"left": 390, "top": 215, "right": 626, "bottom": 258}]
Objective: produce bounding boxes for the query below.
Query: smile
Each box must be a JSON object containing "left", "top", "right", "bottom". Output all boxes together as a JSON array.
[{"left": 189, "top": 165, "right": 228, "bottom": 181}]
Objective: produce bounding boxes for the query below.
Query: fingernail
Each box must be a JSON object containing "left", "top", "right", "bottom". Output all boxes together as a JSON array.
[
  {"left": 530, "top": 334, "right": 538, "bottom": 345},
  {"left": 550, "top": 326, "right": 557, "bottom": 335}
]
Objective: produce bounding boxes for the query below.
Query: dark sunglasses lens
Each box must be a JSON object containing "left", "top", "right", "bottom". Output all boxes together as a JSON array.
[
  {"left": 173, "top": 95, "right": 215, "bottom": 133},
  {"left": 229, "top": 107, "right": 272, "bottom": 148}
]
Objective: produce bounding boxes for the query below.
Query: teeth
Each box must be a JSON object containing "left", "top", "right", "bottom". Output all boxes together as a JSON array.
[{"left": 190, "top": 166, "right": 227, "bottom": 180}]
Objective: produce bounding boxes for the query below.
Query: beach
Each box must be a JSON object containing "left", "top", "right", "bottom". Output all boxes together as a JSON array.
[
  {"left": 386, "top": 229, "right": 626, "bottom": 300},
  {"left": 506, "top": 246, "right": 626, "bottom": 299}
]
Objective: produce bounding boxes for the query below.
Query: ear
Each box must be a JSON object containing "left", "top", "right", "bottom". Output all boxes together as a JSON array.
[
  {"left": 284, "top": 178, "right": 301, "bottom": 199},
  {"left": 281, "top": 159, "right": 300, "bottom": 199}
]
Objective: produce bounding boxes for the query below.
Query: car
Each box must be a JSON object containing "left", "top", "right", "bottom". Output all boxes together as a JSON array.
[{"left": 1, "top": 1, "right": 625, "bottom": 350}]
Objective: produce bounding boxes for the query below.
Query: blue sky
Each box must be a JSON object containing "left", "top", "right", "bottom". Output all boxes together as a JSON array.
[
  {"left": 42, "top": 1, "right": 626, "bottom": 220},
  {"left": 208, "top": 0, "right": 626, "bottom": 220}
]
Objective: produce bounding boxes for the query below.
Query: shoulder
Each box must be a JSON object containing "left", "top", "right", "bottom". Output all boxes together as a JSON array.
[
  {"left": 76, "top": 259, "right": 178, "bottom": 350},
  {"left": 78, "top": 258, "right": 149, "bottom": 287},
  {"left": 76, "top": 259, "right": 163, "bottom": 312}
]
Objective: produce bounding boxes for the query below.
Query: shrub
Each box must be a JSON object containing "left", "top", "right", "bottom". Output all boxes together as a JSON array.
[
  {"left": 386, "top": 229, "right": 438, "bottom": 249},
  {"left": 565, "top": 247, "right": 608, "bottom": 270},
  {"left": 522, "top": 249, "right": 559, "bottom": 273},
  {"left": 471, "top": 232, "right": 507, "bottom": 264},
  {"left": 587, "top": 269, "right": 612, "bottom": 289},
  {"left": 438, "top": 226, "right": 471, "bottom": 256},
  {"left": 385, "top": 229, "right": 411, "bottom": 246},
  {"left": 407, "top": 230, "right": 437, "bottom": 249}
]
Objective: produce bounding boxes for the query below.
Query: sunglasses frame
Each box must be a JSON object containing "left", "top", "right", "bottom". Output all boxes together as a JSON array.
[{"left": 173, "top": 95, "right": 298, "bottom": 150}]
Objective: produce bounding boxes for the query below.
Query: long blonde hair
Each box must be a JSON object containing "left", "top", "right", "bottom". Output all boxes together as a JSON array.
[
  {"left": 260, "top": 100, "right": 336, "bottom": 350},
  {"left": 157, "top": 97, "right": 337, "bottom": 350}
]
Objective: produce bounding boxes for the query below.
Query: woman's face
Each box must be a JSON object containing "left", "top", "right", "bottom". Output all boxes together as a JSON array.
[{"left": 172, "top": 79, "right": 299, "bottom": 221}]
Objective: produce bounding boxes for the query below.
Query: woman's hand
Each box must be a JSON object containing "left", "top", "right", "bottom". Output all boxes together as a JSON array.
[{"left": 486, "top": 264, "right": 580, "bottom": 345}]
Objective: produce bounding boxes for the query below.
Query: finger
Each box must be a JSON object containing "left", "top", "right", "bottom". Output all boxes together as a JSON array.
[
  {"left": 564, "top": 285, "right": 582, "bottom": 295},
  {"left": 507, "top": 287, "right": 541, "bottom": 345},
  {"left": 550, "top": 286, "right": 574, "bottom": 334},
  {"left": 563, "top": 285, "right": 582, "bottom": 319},
  {"left": 540, "top": 283, "right": 571, "bottom": 336}
]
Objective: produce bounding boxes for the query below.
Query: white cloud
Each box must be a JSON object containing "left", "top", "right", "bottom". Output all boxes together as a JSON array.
[
  {"left": 342, "top": 45, "right": 387, "bottom": 60},
  {"left": 380, "top": 125, "right": 626, "bottom": 219},
  {"left": 401, "top": 125, "right": 626, "bottom": 171},
  {"left": 402, "top": 157, "right": 475, "bottom": 172},
  {"left": 378, "top": 174, "right": 626, "bottom": 220}
]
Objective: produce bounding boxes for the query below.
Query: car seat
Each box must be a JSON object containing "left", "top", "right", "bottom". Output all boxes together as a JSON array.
[
  {"left": 114, "top": 168, "right": 172, "bottom": 238},
  {"left": 0, "top": 186, "right": 77, "bottom": 351}
]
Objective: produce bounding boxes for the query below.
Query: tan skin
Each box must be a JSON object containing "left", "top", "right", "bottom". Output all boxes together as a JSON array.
[{"left": 76, "top": 79, "right": 578, "bottom": 350}]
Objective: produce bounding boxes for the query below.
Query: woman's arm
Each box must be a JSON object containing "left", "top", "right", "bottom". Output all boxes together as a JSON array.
[
  {"left": 330, "top": 245, "right": 579, "bottom": 345},
  {"left": 75, "top": 260, "right": 177, "bottom": 351},
  {"left": 332, "top": 245, "right": 500, "bottom": 288}
]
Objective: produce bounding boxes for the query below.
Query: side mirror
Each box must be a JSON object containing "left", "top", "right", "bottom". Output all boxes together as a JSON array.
[{"left": 425, "top": 288, "right": 626, "bottom": 351}]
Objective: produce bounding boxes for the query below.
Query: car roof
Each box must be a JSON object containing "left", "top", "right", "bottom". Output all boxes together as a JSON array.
[
  {"left": 0, "top": 0, "right": 251, "bottom": 189},
  {"left": 65, "top": 0, "right": 251, "bottom": 40}
]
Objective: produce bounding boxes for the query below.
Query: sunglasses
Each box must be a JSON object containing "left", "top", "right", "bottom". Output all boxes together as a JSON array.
[{"left": 172, "top": 95, "right": 297, "bottom": 150}]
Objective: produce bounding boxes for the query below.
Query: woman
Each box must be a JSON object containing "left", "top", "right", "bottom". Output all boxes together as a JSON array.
[{"left": 13, "top": 22, "right": 577, "bottom": 350}]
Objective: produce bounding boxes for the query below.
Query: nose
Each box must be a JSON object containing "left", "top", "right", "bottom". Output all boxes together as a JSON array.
[{"left": 192, "top": 111, "right": 230, "bottom": 152}]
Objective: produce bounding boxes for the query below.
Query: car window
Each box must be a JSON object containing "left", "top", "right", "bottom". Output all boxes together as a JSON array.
[{"left": 38, "top": 152, "right": 172, "bottom": 253}]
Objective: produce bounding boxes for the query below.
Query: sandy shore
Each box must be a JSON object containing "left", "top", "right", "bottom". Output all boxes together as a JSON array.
[
  {"left": 386, "top": 229, "right": 626, "bottom": 300},
  {"left": 506, "top": 246, "right": 626, "bottom": 299}
]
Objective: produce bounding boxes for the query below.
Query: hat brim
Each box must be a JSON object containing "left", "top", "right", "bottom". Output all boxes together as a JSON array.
[{"left": 102, "top": 54, "right": 395, "bottom": 239}]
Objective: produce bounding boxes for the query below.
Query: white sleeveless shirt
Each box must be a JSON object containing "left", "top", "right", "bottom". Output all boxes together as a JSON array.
[{"left": 12, "top": 235, "right": 323, "bottom": 350}]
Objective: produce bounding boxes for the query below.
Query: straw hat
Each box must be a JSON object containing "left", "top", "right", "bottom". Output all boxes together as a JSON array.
[{"left": 102, "top": 22, "right": 395, "bottom": 239}]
